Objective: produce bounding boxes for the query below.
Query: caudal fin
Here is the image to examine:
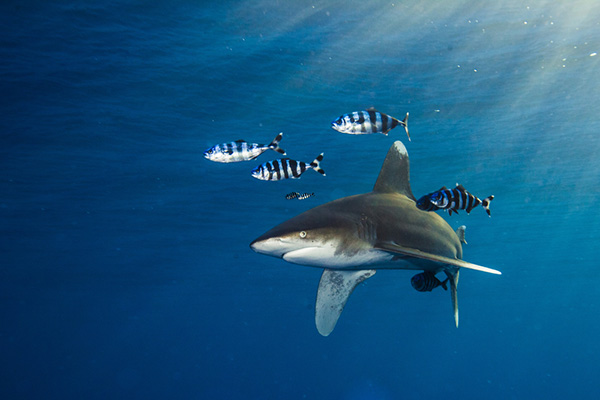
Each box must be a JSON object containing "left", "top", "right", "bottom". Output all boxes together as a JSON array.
[
  {"left": 444, "top": 269, "right": 460, "bottom": 327},
  {"left": 310, "top": 153, "right": 326, "bottom": 176},
  {"left": 482, "top": 195, "right": 494, "bottom": 217},
  {"left": 268, "top": 132, "right": 286, "bottom": 155},
  {"left": 440, "top": 277, "right": 449, "bottom": 291}
]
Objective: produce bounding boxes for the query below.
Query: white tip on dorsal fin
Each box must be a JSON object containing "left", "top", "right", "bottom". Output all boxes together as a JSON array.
[
  {"left": 315, "top": 269, "right": 376, "bottom": 336},
  {"left": 373, "top": 141, "right": 415, "bottom": 200}
]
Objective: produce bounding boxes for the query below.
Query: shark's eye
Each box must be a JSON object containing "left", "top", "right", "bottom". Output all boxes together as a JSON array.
[{"left": 299, "top": 231, "right": 307, "bottom": 238}]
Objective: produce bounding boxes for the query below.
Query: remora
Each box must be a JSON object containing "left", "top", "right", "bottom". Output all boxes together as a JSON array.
[{"left": 250, "top": 141, "right": 501, "bottom": 336}]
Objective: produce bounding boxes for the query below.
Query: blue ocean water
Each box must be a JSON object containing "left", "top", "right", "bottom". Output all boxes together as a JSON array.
[{"left": 1, "top": 0, "right": 599, "bottom": 398}]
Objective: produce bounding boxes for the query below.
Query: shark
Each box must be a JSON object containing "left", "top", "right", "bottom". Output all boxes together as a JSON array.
[{"left": 250, "top": 141, "right": 501, "bottom": 336}]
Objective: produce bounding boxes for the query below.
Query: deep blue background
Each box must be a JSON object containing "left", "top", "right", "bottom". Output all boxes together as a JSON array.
[{"left": 2, "top": 1, "right": 600, "bottom": 399}]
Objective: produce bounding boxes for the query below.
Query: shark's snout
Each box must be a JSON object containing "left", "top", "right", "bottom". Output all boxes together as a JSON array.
[
  {"left": 249, "top": 237, "right": 267, "bottom": 253},
  {"left": 250, "top": 231, "right": 325, "bottom": 261},
  {"left": 250, "top": 237, "right": 287, "bottom": 258}
]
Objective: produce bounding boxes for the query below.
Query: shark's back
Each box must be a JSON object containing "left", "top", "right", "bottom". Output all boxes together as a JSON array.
[
  {"left": 338, "top": 140, "right": 462, "bottom": 261},
  {"left": 309, "top": 191, "right": 462, "bottom": 262}
]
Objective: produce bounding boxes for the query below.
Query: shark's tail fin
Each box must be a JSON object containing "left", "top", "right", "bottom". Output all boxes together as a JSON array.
[
  {"left": 444, "top": 268, "right": 460, "bottom": 327},
  {"left": 268, "top": 132, "right": 286, "bottom": 155},
  {"left": 310, "top": 153, "right": 326, "bottom": 176},
  {"left": 482, "top": 195, "right": 494, "bottom": 217}
]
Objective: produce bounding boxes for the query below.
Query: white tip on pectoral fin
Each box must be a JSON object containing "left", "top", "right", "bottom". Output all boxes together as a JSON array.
[
  {"left": 375, "top": 241, "right": 501, "bottom": 275},
  {"left": 315, "top": 269, "right": 376, "bottom": 336}
]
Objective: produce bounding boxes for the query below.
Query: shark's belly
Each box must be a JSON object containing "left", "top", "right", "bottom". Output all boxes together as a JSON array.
[
  {"left": 283, "top": 246, "right": 392, "bottom": 268},
  {"left": 282, "top": 246, "right": 445, "bottom": 272}
]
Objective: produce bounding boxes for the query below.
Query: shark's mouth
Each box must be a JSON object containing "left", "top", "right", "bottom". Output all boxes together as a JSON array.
[{"left": 250, "top": 238, "right": 325, "bottom": 260}]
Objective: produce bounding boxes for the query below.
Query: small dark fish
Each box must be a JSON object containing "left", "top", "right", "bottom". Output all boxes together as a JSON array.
[
  {"left": 331, "top": 108, "right": 410, "bottom": 141},
  {"left": 286, "top": 192, "right": 315, "bottom": 200},
  {"left": 298, "top": 192, "right": 315, "bottom": 200},
  {"left": 411, "top": 272, "right": 448, "bottom": 292},
  {"left": 204, "top": 133, "right": 285, "bottom": 163},
  {"left": 251, "top": 154, "right": 325, "bottom": 181},
  {"left": 416, "top": 184, "right": 494, "bottom": 217}
]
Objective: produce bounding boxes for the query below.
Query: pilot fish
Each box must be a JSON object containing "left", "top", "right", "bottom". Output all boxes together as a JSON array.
[
  {"left": 285, "top": 192, "right": 315, "bottom": 200},
  {"left": 331, "top": 108, "right": 410, "bottom": 141},
  {"left": 203, "top": 133, "right": 286, "bottom": 163},
  {"left": 251, "top": 154, "right": 325, "bottom": 181},
  {"left": 411, "top": 272, "right": 448, "bottom": 292},
  {"left": 417, "top": 184, "right": 494, "bottom": 216}
]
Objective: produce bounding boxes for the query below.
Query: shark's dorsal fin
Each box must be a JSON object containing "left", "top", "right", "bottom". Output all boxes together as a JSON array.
[
  {"left": 373, "top": 141, "right": 416, "bottom": 200},
  {"left": 315, "top": 269, "right": 376, "bottom": 336}
]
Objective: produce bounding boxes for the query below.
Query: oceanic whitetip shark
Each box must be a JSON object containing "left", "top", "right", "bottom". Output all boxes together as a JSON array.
[{"left": 250, "top": 141, "right": 501, "bottom": 336}]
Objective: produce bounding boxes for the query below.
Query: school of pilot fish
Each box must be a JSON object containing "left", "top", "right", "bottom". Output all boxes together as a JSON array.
[{"left": 204, "top": 108, "right": 495, "bottom": 293}]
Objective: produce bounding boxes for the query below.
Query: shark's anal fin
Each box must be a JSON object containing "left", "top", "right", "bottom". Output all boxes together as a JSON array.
[
  {"left": 373, "top": 141, "right": 416, "bottom": 200},
  {"left": 315, "top": 269, "right": 376, "bottom": 336},
  {"left": 445, "top": 269, "right": 460, "bottom": 327},
  {"left": 374, "top": 242, "right": 501, "bottom": 275}
]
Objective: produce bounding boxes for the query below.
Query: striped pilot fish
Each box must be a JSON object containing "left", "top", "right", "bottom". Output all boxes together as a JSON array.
[
  {"left": 285, "top": 192, "right": 315, "bottom": 200},
  {"left": 416, "top": 184, "right": 494, "bottom": 217},
  {"left": 331, "top": 108, "right": 410, "bottom": 141},
  {"left": 203, "top": 132, "right": 286, "bottom": 163},
  {"left": 411, "top": 271, "right": 448, "bottom": 292},
  {"left": 251, "top": 154, "right": 325, "bottom": 181}
]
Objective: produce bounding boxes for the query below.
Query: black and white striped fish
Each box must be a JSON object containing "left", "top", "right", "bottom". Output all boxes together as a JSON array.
[
  {"left": 331, "top": 108, "right": 410, "bottom": 141},
  {"left": 411, "top": 272, "right": 448, "bottom": 292},
  {"left": 285, "top": 192, "right": 315, "bottom": 200},
  {"left": 416, "top": 184, "right": 494, "bottom": 217},
  {"left": 251, "top": 154, "right": 325, "bottom": 181},
  {"left": 203, "top": 133, "right": 286, "bottom": 163}
]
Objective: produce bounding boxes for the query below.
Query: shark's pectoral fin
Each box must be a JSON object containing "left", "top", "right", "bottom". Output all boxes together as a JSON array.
[
  {"left": 444, "top": 269, "right": 459, "bottom": 327},
  {"left": 315, "top": 269, "right": 376, "bottom": 336},
  {"left": 374, "top": 242, "right": 501, "bottom": 275}
]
